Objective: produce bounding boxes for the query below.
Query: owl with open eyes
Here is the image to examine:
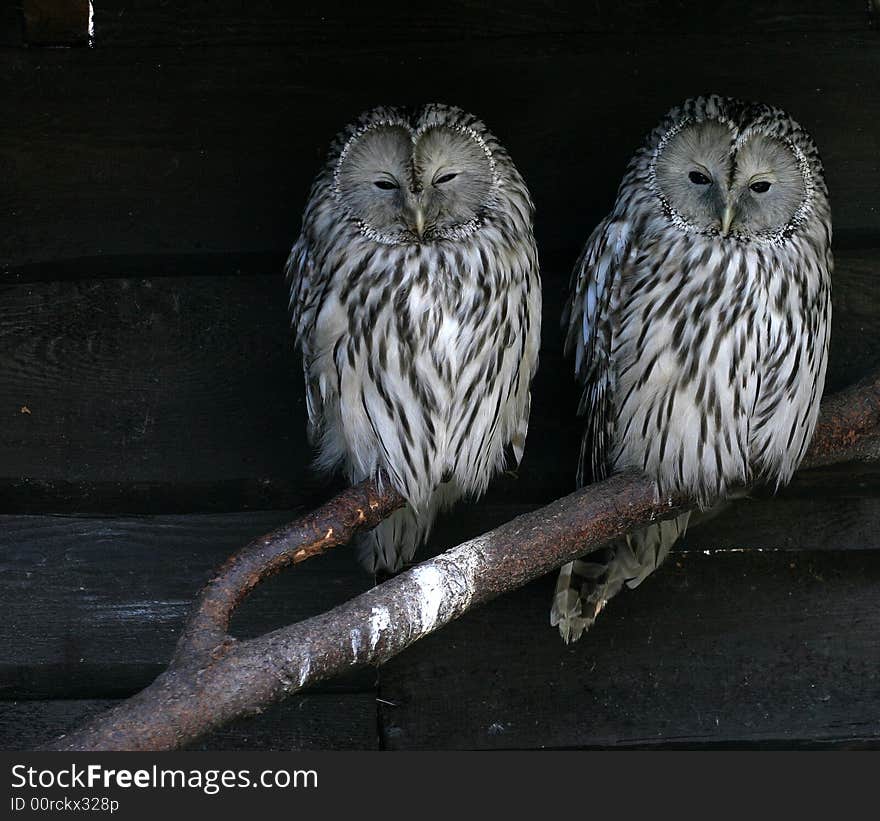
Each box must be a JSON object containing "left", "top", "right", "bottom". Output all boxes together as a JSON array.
[
  {"left": 552, "top": 95, "right": 832, "bottom": 642},
  {"left": 286, "top": 104, "right": 541, "bottom": 573}
]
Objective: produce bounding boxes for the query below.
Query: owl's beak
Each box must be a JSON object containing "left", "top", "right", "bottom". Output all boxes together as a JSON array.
[
  {"left": 404, "top": 202, "right": 426, "bottom": 239},
  {"left": 719, "top": 203, "right": 736, "bottom": 237},
  {"left": 413, "top": 207, "right": 426, "bottom": 239}
]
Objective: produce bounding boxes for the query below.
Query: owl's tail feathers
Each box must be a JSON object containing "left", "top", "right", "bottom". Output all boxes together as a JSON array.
[
  {"left": 356, "top": 482, "right": 461, "bottom": 574},
  {"left": 550, "top": 552, "right": 623, "bottom": 644},
  {"left": 356, "top": 506, "right": 422, "bottom": 574},
  {"left": 622, "top": 512, "right": 690, "bottom": 590},
  {"left": 550, "top": 512, "right": 690, "bottom": 644}
]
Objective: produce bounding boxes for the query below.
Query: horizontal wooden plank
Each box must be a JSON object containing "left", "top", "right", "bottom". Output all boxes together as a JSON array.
[
  {"left": 1, "top": 249, "right": 876, "bottom": 512},
  {"left": 0, "top": 694, "right": 379, "bottom": 751},
  {"left": 5, "top": 252, "right": 286, "bottom": 283},
  {"left": 91, "top": 1, "right": 872, "bottom": 48},
  {"left": 2, "top": 695, "right": 872, "bottom": 752},
  {"left": 2, "top": 32, "right": 878, "bottom": 268},
  {"left": 0, "top": 274, "right": 313, "bottom": 488},
  {"left": 682, "top": 468, "right": 880, "bottom": 552},
  {"left": 23, "top": 0, "right": 90, "bottom": 46},
  {"left": 0, "top": 274, "right": 324, "bottom": 496},
  {"left": 0, "top": 477, "right": 343, "bottom": 516},
  {"left": 0, "top": 511, "right": 376, "bottom": 698},
  {"left": 378, "top": 550, "right": 880, "bottom": 749}
]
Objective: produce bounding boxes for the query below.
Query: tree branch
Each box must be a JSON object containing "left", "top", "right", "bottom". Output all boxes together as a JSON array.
[
  {"left": 800, "top": 369, "right": 880, "bottom": 470},
  {"left": 41, "top": 368, "right": 880, "bottom": 751}
]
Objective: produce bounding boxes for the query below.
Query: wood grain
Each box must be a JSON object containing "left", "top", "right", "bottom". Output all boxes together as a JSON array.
[
  {"left": 2, "top": 33, "right": 878, "bottom": 267},
  {"left": 0, "top": 275, "right": 311, "bottom": 488},
  {"left": 0, "top": 511, "right": 374, "bottom": 698},
  {"left": 681, "top": 469, "right": 880, "bottom": 553},
  {"left": 378, "top": 550, "right": 880, "bottom": 749},
  {"left": 0, "top": 695, "right": 379, "bottom": 751},
  {"left": 91, "top": 1, "right": 872, "bottom": 48}
]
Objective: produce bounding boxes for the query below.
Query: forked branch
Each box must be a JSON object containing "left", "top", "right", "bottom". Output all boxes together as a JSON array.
[{"left": 41, "top": 368, "right": 880, "bottom": 751}]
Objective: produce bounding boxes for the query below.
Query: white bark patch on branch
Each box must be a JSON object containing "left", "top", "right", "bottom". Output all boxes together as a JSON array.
[
  {"left": 297, "top": 655, "right": 311, "bottom": 688},
  {"left": 368, "top": 605, "right": 391, "bottom": 651},
  {"left": 401, "top": 535, "right": 489, "bottom": 635},
  {"left": 349, "top": 628, "right": 362, "bottom": 659},
  {"left": 408, "top": 565, "right": 447, "bottom": 633}
]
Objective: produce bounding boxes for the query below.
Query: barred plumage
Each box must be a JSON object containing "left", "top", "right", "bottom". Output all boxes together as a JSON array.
[
  {"left": 286, "top": 104, "right": 541, "bottom": 573},
  {"left": 553, "top": 95, "right": 832, "bottom": 642}
]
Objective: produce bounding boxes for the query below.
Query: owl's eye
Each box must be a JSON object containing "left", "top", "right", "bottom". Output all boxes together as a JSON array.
[
  {"left": 688, "top": 171, "right": 712, "bottom": 186},
  {"left": 373, "top": 179, "right": 398, "bottom": 190},
  {"left": 750, "top": 180, "right": 772, "bottom": 194},
  {"left": 433, "top": 172, "right": 459, "bottom": 186}
]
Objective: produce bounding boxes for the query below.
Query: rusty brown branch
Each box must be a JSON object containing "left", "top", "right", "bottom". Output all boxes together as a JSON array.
[
  {"left": 801, "top": 369, "right": 880, "bottom": 469},
  {"left": 173, "top": 480, "right": 406, "bottom": 663},
  {"left": 41, "top": 370, "right": 880, "bottom": 751}
]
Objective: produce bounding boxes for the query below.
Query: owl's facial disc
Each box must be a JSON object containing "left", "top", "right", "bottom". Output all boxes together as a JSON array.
[
  {"left": 726, "top": 134, "right": 806, "bottom": 237},
  {"left": 654, "top": 120, "right": 735, "bottom": 235},
  {"left": 654, "top": 120, "right": 807, "bottom": 239},
  {"left": 335, "top": 125, "right": 414, "bottom": 241},
  {"left": 409, "top": 125, "right": 494, "bottom": 240},
  {"left": 335, "top": 123, "right": 494, "bottom": 244}
]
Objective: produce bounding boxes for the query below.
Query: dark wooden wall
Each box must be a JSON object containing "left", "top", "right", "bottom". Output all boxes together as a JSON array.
[{"left": 2, "top": 1, "right": 879, "bottom": 750}]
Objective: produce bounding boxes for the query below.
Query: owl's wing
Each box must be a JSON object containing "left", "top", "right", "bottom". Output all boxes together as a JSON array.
[
  {"left": 562, "top": 216, "right": 631, "bottom": 485},
  {"left": 553, "top": 217, "right": 634, "bottom": 642},
  {"left": 285, "top": 234, "right": 317, "bottom": 340},
  {"left": 284, "top": 235, "right": 330, "bottom": 442},
  {"left": 506, "top": 243, "right": 542, "bottom": 469}
]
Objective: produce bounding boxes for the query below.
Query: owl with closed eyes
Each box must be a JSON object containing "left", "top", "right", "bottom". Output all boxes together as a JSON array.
[
  {"left": 552, "top": 95, "right": 832, "bottom": 642},
  {"left": 286, "top": 104, "right": 541, "bottom": 573}
]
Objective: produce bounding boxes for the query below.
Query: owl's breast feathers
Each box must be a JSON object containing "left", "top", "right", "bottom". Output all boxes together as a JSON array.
[
  {"left": 291, "top": 226, "right": 541, "bottom": 512},
  {"left": 605, "top": 230, "right": 830, "bottom": 506}
]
